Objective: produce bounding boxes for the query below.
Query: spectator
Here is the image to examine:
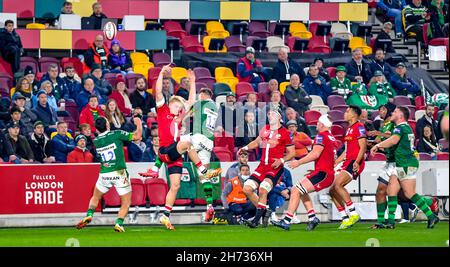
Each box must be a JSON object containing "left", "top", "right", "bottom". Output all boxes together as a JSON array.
[
  {"left": 271, "top": 47, "right": 305, "bottom": 85},
  {"left": 377, "top": 0, "right": 407, "bottom": 38},
  {"left": 370, "top": 49, "right": 395, "bottom": 81},
  {"left": 267, "top": 167, "right": 293, "bottom": 220},
  {"left": 40, "top": 64, "right": 70, "bottom": 103},
  {"left": 216, "top": 92, "right": 237, "bottom": 135},
  {"left": 27, "top": 121, "right": 55, "bottom": 163},
  {"left": 390, "top": 62, "right": 421, "bottom": 98},
  {"left": 416, "top": 103, "right": 442, "bottom": 141},
  {"left": 302, "top": 64, "right": 331, "bottom": 104},
  {"left": 60, "top": 1, "right": 74, "bottom": 15},
  {"left": 142, "top": 135, "right": 159, "bottom": 162},
  {"left": 417, "top": 125, "right": 440, "bottom": 158},
  {"left": 33, "top": 81, "right": 59, "bottom": 112},
  {"left": 67, "top": 135, "right": 94, "bottom": 163},
  {"left": 404, "top": 0, "right": 428, "bottom": 41},
  {"left": 313, "top": 58, "right": 331, "bottom": 82},
  {"left": 261, "top": 79, "right": 279, "bottom": 102},
  {"left": 150, "top": 124, "right": 158, "bottom": 138},
  {"left": 9, "top": 106, "right": 32, "bottom": 138},
  {"left": 235, "top": 111, "right": 258, "bottom": 148},
  {"left": 23, "top": 65, "right": 40, "bottom": 94},
  {"left": 109, "top": 74, "right": 132, "bottom": 116},
  {"left": 12, "top": 77, "right": 33, "bottom": 109},
  {"left": 90, "top": 64, "right": 113, "bottom": 99},
  {"left": 285, "top": 107, "right": 311, "bottom": 136},
  {"left": 12, "top": 92, "right": 37, "bottom": 136},
  {"left": 104, "top": 99, "right": 129, "bottom": 131},
  {"left": 50, "top": 121, "right": 75, "bottom": 163},
  {"left": 32, "top": 90, "right": 58, "bottom": 132},
  {"left": 0, "top": 20, "right": 23, "bottom": 74},
  {"left": 176, "top": 77, "right": 190, "bottom": 101},
  {"left": 374, "top": 22, "right": 396, "bottom": 53},
  {"left": 224, "top": 149, "right": 249, "bottom": 183},
  {"left": 427, "top": 0, "right": 449, "bottom": 40},
  {"left": 62, "top": 65, "right": 82, "bottom": 101},
  {"left": 221, "top": 164, "right": 256, "bottom": 221},
  {"left": 0, "top": 124, "right": 15, "bottom": 163},
  {"left": 242, "top": 92, "right": 259, "bottom": 113},
  {"left": 79, "top": 95, "right": 105, "bottom": 134},
  {"left": 236, "top": 47, "right": 265, "bottom": 90},
  {"left": 286, "top": 119, "right": 313, "bottom": 159},
  {"left": 128, "top": 139, "right": 146, "bottom": 162},
  {"left": 345, "top": 48, "right": 372, "bottom": 84},
  {"left": 6, "top": 121, "right": 34, "bottom": 163},
  {"left": 107, "top": 39, "right": 133, "bottom": 74},
  {"left": 84, "top": 34, "right": 109, "bottom": 71},
  {"left": 330, "top": 66, "right": 352, "bottom": 99},
  {"left": 78, "top": 123, "right": 97, "bottom": 160},
  {"left": 129, "top": 77, "right": 156, "bottom": 118},
  {"left": 265, "top": 90, "right": 287, "bottom": 119},
  {"left": 284, "top": 74, "right": 312, "bottom": 116},
  {"left": 90, "top": 2, "right": 107, "bottom": 30},
  {"left": 161, "top": 77, "right": 174, "bottom": 103},
  {"left": 360, "top": 109, "right": 376, "bottom": 137},
  {"left": 76, "top": 77, "right": 105, "bottom": 111},
  {"left": 368, "top": 71, "right": 396, "bottom": 105}
]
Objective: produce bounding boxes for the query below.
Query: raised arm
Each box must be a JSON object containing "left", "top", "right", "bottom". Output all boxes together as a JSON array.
[
  {"left": 186, "top": 69, "right": 197, "bottom": 108},
  {"left": 131, "top": 117, "right": 143, "bottom": 141},
  {"left": 370, "top": 134, "right": 400, "bottom": 155},
  {"left": 155, "top": 64, "right": 171, "bottom": 106}
]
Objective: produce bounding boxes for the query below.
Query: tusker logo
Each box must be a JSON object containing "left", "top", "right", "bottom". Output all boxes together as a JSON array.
[{"left": 24, "top": 174, "right": 64, "bottom": 205}]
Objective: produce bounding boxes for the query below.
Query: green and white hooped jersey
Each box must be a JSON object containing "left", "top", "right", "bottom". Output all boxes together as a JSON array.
[
  {"left": 94, "top": 130, "right": 133, "bottom": 173},
  {"left": 191, "top": 99, "right": 218, "bottom": 141}
]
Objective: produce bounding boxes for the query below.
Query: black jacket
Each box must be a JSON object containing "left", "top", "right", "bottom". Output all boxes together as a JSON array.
[
  {"left": 271, "top": 58, "right": 305, "bottom": 84},
  {"left": 416, "top": 115, "right": 442, "bottom": 141},
  {"left": 284, "top": 85, "right": 312, "bottom": 116},
  {"left": 32, "top": 103, "right": 58, "bottom": 128},
  {"left": 129, "top": 90, "right": 157, "bottom": 115},
  {"left": 90, "top": 13, "right": 108, "bottom": 30},
  {"left": 235, "top": 121, "right": 258, "bottom": 147},
  {"left": 28, "top": 133, "right": 52, "bottom": 163},
  {"left": 0, "top": 130, "right": 14, "bottom": 159},
  {"left": 7, "top": 134, "right": 34, "bottom": 161},
  {"left": 417, "top": 137, "right": 438, "bottom": 154},
  {"left": 345, "top": 59, "right": 373, "bottom": 84},
  {"left": 0, "top": 28, "right": 22, "bottom": 52},
  {"left": 369, "top": 59, "right": 395, "bottom": 81},
  {"left": 90, "top": 75, "right": 113, "bottom": 99},
  {"left": 374, "top": 30, "right": 395, "bottom": 53}
]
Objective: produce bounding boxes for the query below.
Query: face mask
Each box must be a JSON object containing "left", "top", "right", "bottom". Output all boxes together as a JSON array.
[{"left": 241, "top": 175, "right": 250, "bottom": 180}]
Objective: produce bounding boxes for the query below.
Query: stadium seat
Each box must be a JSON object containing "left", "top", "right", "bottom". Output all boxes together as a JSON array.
[
  {"left": 307, "top": 44, "right": 332, "bottom": 54},
  {"left": 148, "top": 67, "right": 162, "bottom": 88},
  {"left": 332, "top": 105, "right": 349, "bottom": 114},
  {"left": 174, "top": 199, "right": 192, "bottom": 206},
  {"left": 246, "top": 36, "right": 268, "bottom": 52},
  {"left": 60, "top": 57, "right": 84, "bottom": 77},
  {"left": 327, "top": 95, "right": 346, "bottom": 110},
  {"left": 195, "top": 82, "right": 208, "bottom": 92},
  {"left": 145, "top": 178, "right": 168, "bottom": 206},
  {"left": 103, "top": 187, "right": 121, "bottom": 207},
  {"left": 309, "top": 23, "right": 332, "bottom": 43},
  {"left": 152, "top": 53, "right": 172, "bottom": 68},
  {"left": 267, "top": 36, "right": 289, "bottom": 53},
  {"left": 180, "top": 36, "right": 205, "bottom": 52},
  {"left": 333, "top": 120, "right": 349, "bottom": 132},
  {"left": 214, "top": 132, "right": 235, "bottom": 151},
  {"left": 224, "top": 36, "right": 246, "bottom": 52},
  {"left": 133, "top": 62, "right": 154, "bottom": 79},
  {"left": 331, "top": 23, "right": 353, "bottom": 40},
  {"left": 414, "top": 96, "right": 426, "bottom": 110},
  {"left": 130, "top": 52, "right": 149, "bottom": 65},
  {"left": 20, "top": 57, "right": 39, "bottom": 74},
  {"left": 349, "top": 36, "right": 372, "bottom": 56},
  {"left": 38, "top": 57, "right": 60, "bottom": 72},
  {"left": 437, "top": 152, "right": 449, "bottom": 160},
  {"left": 164, "top": 21, "right": 188, "bottom": 40},
  {"left": 26, "top": 23, "right": 46, "bottom": 29},
  {"left": 213, "top": 83, "right": 232, "bottom": 97},
  {"left": 123, "top": 146, "right": 130, "bottom": 162},
  {"left": 215, "top": 67, "right": 235, "bottom": 80},
  {"left": 310, "top": 105, "right": 330, "bottom": 115},
  {"left": 235, "top": 82, "right": 255, "bottom": 98},
  {"left": 194, "top": 198, "right": 207, "bottom": 206},
  {"left": 304, "top": 110, "right": 322, "bottom": 125},
  {"left": 194, "top": 67, "right": 215, "bottom": 86},
  {"left": 131, "top": 179, "right": 146, "bottom": 206},
  {"left": 418, "top": 153, "right": 433, "bottom": 160},
  {"left": 309, "top": 95, "right": 325, "bottom": 106},
  {"left": 0, "top": 58, "right": 14, "bottom": 77},
  {"left": 171, "top": 67, "right": 188, "bottom": 84},
  {"left": 206, "top": 21, "right": 230, "bottom": 38},
  {"left": 213, "top": 147, "right": 233, "bottom": 162},
  {"left": 203, "top": 36, "right": 227, "bottom": 53},
  {"left": 290, "top": 22, "right": 312, "bottom": 40},
  {"left": 368, "top": 152, "right": 387, "bottom": 161},
  {"left": 331, "top": 124, "right": 345, "bottom": 141},
  {"left": 407, "top": 120, "right": 417, "bottom": 137},
  {"left": 327, "top": 67, "right": 337, "bottom": 79},
  {"left": 248, "top": 21, "right": 270, "bottom": 38},
  {"left": 279, "top": 81, "right": 290, "bottom": 95}
]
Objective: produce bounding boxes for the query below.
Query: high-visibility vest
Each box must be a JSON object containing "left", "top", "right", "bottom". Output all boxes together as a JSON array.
[{"left": 226, "top": 176, "right": 247, "bottom": 204}]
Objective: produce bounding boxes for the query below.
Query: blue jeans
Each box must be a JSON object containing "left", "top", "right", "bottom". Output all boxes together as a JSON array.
[{"left": 387, "top": 8, "right": 403, "bottom": 34}]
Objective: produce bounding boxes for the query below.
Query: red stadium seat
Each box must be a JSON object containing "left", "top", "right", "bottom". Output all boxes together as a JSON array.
[
  {"left": 368, "top": 152, "right": 387, "bottom": 161},
  {"left": 180, "top": 36, "right": 204, "bottom": 52},
  {"left": 61, "top": 57, "right": 84, "bottom": 78},
  {"left": 437, "top": 152, "right": 449, "bottom": 160},
  {"left": 213, "top": 147, "right": 233, "bottom": 162},
  {"left": 164, "top": 21, "right": 188, "bottom": 39},
  {"left": 328, "top": 110, "right": 345, "bottom": 122},
  {"left": 414, "top": 96, "right": 425, "bottom": 110},
  {"left": 38, "top": 57, "right": 60, "bottom": 73},
  {"left": 327, "top": 67, "right": 336, "bottom": 79},
  {"left": 174, "top": 199, "right": 192, "bottom": 206},
  {"left": 214, "top": 132, "right": 235, "bottom": 151},
  {"left": 194, "top": 199, "right": 207, "bottom": 205},
  {"left": 0, "top": 58, "right": 13, "bottom": 77},
  {"left": 332, "top": 105, "right": 349, "bottom": 113},
  {"left": 103, "top": 187, "right": 121, "bottom": 207},
  {"left": 418, "top": 152, "right": 433, "bottom": 160},
  {"left": 304, "top": 110, "right": 322, "bottom": 125},
  {"left": 131, "top": 179, "right": 146, "bottom": 206},
  {"left": 123, "top": 146, "right": 130, "bottom": 162},
  {"left": 331, "top": 124, "right": 345, "bottom": 140},
  {"left": 235, "top": 82, "right": 255, "bottom": 98},
  {"left": 327, "top": 95, "right": 346, "bottom": 109},
  {"left": 407, "top": 120, "right": 417, "bottom": 137},
  {"left": 145, "top": 178, "right": 168, "bottom": 206},
  {"left": 20, "top": 57, "right": 39, "bottom": 74}
]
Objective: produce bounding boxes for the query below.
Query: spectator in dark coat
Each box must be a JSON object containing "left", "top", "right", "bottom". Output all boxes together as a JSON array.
[
  {"left": 67, "top": 134, "right": 94, "bottom": 163},
  {"left": 313, "top": 58, "right": 331, "bottom": 82},
  {"left": 78, "top": 123, "right": 97, "bottom": 161},
  {"left": 267, "top": 168, "right": 293, "bottom": 213},
  {"left": 416, "top": 104, "right": 443, "bottom": 141},
  {"left": 90, "top": 2, "right": 108, "bottom": 30},
  {"left": 32, "top": 90, "right": 58, "bottom": 132},
  {"left": 404, "top": 0, "right": 428, "bottom": 42},
  {"left": 62, "top": 65, "right": 82, "bottom": 101},
  {"left": 129, "top": 77, "right": 157, "bottom": 117},
  {"left": 302, "top": 64, "right": 331, "bottom": 104},
  {"left": 377, "top": 0, "right": 406, "bottom": 37},
  {"left": 142, "top": 135, "right": 159, "bottom": 162},
  {"left": 40, "top": 64, "right": 70, "bottom": 103},
  {"left": 373, "top": 22, "right": 396, "bottom": 53},
  {"left": 427, "top": 0, "right": 449, "bottom": 40},
  {"left": 176, "top": 77, "right": 190, "bottom": 101},
  {"left": 51, "top": 121, "right": 75, "bottom": 163},
  {"left": 9, "top": 106, "right": 33, "bottom": 138},
  {"left": 235, "top": 110, "right": 258, "bottom": 148},
  {"left": 90, "top": 64, "right": 113, "bottom": 99},
  {"left": 390, "top": 62, "right": 421, "bottom": 98},
  {"left": 284, "top": 74, "right": 312, "bottom": 116},
  {"left": 370, "top": 49, "right": 395, "bottom": 81},
  {"left": 84, "top": 35, "right": 109, "bottom": 71},
  {"left": 76, "top": 78, "right": 106, "bottom": 112},
  {"left": 0, "top": 20, "right": 23, "bottom": 74},
  {"left": 108, "top": 39, "right": 133, "bottom": 74},
  {"left": 27, "top": 121, "right": 55, "bottom": 163},
  {"left": 0, "top": 127, "right": 15, "bottom": 163},
  {"left": 12, "top": 92, "right": 37, "bottom": 135},
  {"left": 6, "top": 122, "right": 34, "bottom": 163},
  {"left": 345, "top": 48, "right": 373, "bottom": 84},
  {"left": 216, "top": 92, "right": 238, "bottom": 135},
  {"left": 285, "top": 107, "right": 311, "bottom": 137},
  {"left": 271, "top": 47, "right": 305, "bottom": 85}
]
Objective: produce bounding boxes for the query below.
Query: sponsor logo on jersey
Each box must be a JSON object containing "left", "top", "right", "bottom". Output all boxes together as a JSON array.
[
  {"left": 358, "top": 126, "right": 366, "bottom": 136},
  {"left": 315, "top": 135, "right": 323, "bottom": 144},
  {"left": 393, "top": 128, "right": 401, "bottom": 134}
]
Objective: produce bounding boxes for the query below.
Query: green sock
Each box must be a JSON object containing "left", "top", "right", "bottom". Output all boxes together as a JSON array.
[
  {"left": 154, "top": 157, "right": 162, "bottom": 168},
  {"left": 202, "top": 181, "right": 213, "bottom": 205},
  {"left": 115, "top": 218, "right": 124, "bottom": 226},
  {"left": 377, "top": 202, "right": 387, "bottom": 224},
  {"left": 422, "top": 197, "right": 433, "bottom": 206},
  {"left": 387, "top": 196, "right": 398, "bottom": 224},
  {"left": 87, "top": 209, "right": 94, "bottom": 217},
  {"left": 411, "top": 194, "right": 434, "bottom": 218}
]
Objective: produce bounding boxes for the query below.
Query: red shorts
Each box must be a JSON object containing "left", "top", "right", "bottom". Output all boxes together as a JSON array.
[
  {"left": 249, "top": 163, "right": 284, "bottom": 185},
  {"left": 305, "top": 170, "right": 334, "bottom": 192},
  {"left": 158, "top": 142, "right": 183, "bottom": 174},
  {"left": 337, "top": 159, "right": 365, "bottom": 180}
]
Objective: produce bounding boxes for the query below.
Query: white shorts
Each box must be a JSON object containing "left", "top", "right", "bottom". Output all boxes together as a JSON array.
[
  {"left": 181, "top": 133, "right": 213, "bottom": 165},
  {"left": 378, "top": 162, "right": 397, "bottom": 184},
  {"left": 395, "top": 166, "right": 418, "bottom": 181},
  {"left": 96, "top": 169, "right": 131, "bottom": 196}
]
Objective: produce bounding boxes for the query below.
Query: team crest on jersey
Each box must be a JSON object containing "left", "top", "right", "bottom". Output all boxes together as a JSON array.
[
  {"left": 315, "top": 135, "right": 323, "bottom": 144},
  {"left": 393, "top": 128, "right": 401, "bottom": 134},
  {"left": 358, "top": 126, "right": 366, "bottom": 136}
]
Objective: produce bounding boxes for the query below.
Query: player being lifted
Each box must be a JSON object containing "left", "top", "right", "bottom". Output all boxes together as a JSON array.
[
  {"left": 139, "top": 65, "right": 219, "bottom": 230},
  {"left": 272, "top": 115, "right": 337, "bottom": 231},
  {"left": 370, "top": 106, "right": 439, "bottom": 229},
  {"left": 329, "top": 105, "right": 367, "bottom": 230},
  {"left": 238, "top": 110, "right": 295, "bottom": 228},
  {"left": 76, "top": 116, "right": 142, "bottom": 232}
]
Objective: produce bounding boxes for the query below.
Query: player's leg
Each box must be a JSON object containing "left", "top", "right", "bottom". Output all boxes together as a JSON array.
[
  {"left": 77, "top": 174, "right": 110, "bottom": 229},
  {"left": 139, "top": 157, "right": 162, "bottom": 178},
  {"left": 243, "top": 184, "right": 259, "bottom": 207},
  {"left": 176, "top": 141, "right": 209, "bottom": 177},
  {"left": 114, "top": 191, "right": 131, "bottom": 232},
  {"left": 329, "top": 173, "right": 351, "bottom": 229},
  {"left": 297, "top": 179, "right": 321, "bottom": 231},
  {"left": 335, "top": 162, "right": 360, "bottom": 227},
  {"left": 271, "top": 186, "right": 301, "bottom": 230},
  {"left": 386, "top": 175, "right": 401, "bottom": 228},
  {"left": 371, "top": 181, "right": 388, "bottom": 228},
  {"left": 248, "top": 178, "right": 273, "bottom": 227},
  {"left": 160, "top": 170, "right": 181, "bottom": 230}
]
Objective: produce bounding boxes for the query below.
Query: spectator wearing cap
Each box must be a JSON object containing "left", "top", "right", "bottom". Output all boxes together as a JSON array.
[
  {"left": 373, "top": 22, "right": 396, "bottom": 53},
  {"left": 0, "top": 20, "right": 23, "bottom": 74},
  {"left": 313, "top": 58, "right": 331, "bottom": 82},
  {"left": 286, "top": 119, "right": 313, "bottom": 159},
  {"left": 225, "top": 149, "right": 249, "bottom": 183},
  {"left": 345, "top": 48, "right": 373, "bottom": 84},
  {"left": 330, "top": 66, "right": 352, "bottom": 99},
  {"left": 216, "top": 92, "right": 238, "bottom": 135},
  {"left": 6, "top": 122, "right": 34, "bottom": 164},
  {"left": 12, "top": 77, "right": 33, "bottom": 109},
  {"left": 24, "top": 66, "right": 40, "bottom": 94},
  {"left": 284, "top": 74, "right": 312, "bottom": 117},
  {"left": 0, "top": 127, "right": 15, "bottom": 163},
  {"left": 368, "top": 70, "right": 396, "bottom": 105},
  {"left": 12, "top": 92, "right": 37, "bottom": 131},
  {"left": 108, "top": 75, "right": 132, "bottom": 117},
  {"left": 271, "top": 47, "right": 305, "bottom": 85},
  {"left": 90, "top": 64, "right": 113, "bottom": 100},
  {"left": 9, "top": 106, "right": 32, "bottom": 138},
  {"left": 50, "top": 121, "right": 75, "bottom": 163},
  {"left": 76, "top": 77, "right": 105, "bottom": 112},
  {"left": 302, "top": 64, "right": 331, "bottom": 104},
  {"left": 90, "top": 2, "right": 108, "bottom": 30},
  {"left": 370, "top": 49, "right": 395, "bottom": 81},
  {"left": 84, "top": 34, "right": 109, "bottom": 71},
  {"left": 40, "top": 64, "right": 70, "bottom": 103},
  {"left": 236, "top": 47, "right": 265, "bottom": 90},
  {"left": 67, "top": 134, "right": 94, "bottom": 163},
  {"left": 176, "top": 77, "right": 190, "bottom": 101},
  {"left": 108, "top": 39, "right": 133, "bottom": 74},
  {"left": 235, "top": 110, "right": 258, "bottom": 148},
  {"left": 285, "top": 107, "right": 311, "bottom": 137},
  {"left": 79, "top": 95, "right": 105, "bottom": 134},
  {"left": 78, "top": 123, "right": 97, "bottom": 161},
  {"left": 27, "top": 121, "right": 55, "bottom": 163},
  {"left": 32, "top": 90, "right": 58, "bottom": 132},
  {"left": 62, "top": 65, "right": 82, "bottom": 101},
  {"left": 390, "top": 62, "right": 421, "bottom": 98}
]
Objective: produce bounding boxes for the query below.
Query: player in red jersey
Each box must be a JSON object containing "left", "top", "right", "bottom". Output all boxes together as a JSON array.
[
  {"left": 237, "top": 110, "right": 295, "bottom": 228},
  {"left": 329, "top": 105, "right": 367, "bottom": 230},
  {"left": 272, "top": 115, "right": 337, "bottom": 231}
]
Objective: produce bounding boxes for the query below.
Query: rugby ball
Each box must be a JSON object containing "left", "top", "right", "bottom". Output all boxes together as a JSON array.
[{"left": 103, "top": 21, "right": 117, "bottom": 41}]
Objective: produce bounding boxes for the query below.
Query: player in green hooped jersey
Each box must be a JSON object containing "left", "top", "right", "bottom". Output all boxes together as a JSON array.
[
  {"left": 371, "top": 106, "right": 439, "bottom": 229},
  {"left": 76, "top": 116, "right": 142, "bottom": 232}
]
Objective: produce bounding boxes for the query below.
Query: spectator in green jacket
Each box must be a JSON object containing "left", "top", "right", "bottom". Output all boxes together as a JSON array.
[
  {"left": 330, "top": 66, "right": 352, "bottom": 100},
  {"left": 403, "top": 0, "right": 428, "bottom": 41},
  {"left": 369, "top": 70, "right": 396, "bottom": 107}
]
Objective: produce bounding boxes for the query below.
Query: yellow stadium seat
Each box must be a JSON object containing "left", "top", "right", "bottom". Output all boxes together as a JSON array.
[
  {"left": 349, "top": 37, "right": 373, "bottom": 56},
  {"left": 290, "top": 22, "right": 308, "bottom": 34},
  {"left": 171, "top": 67, "right": 188, "bottom": 84},
  {"left": 217, "top": 77, "right": 239, "bottom": 93},
  {"left": 291, "top": 31, "right": 313, "bottom": 39},
  {"left": 133, "top": 62, "right": 154, "bottom": 79},
  {"left": 203, "top": 36, "right": 227, "bottom": 53},
  {"left": 206, "top": 21, "right": 230, "bottom": 38},
  {"left": 215, "top": 67, "right": 235, "bottom": 80},
  {"left": 130, "top": 52, "right": 150, "bottom": 65},
  {"left": 26, "top": 23, "right": 46, "bottom": 30},
  {"left": 279, "top": 82, "right": 290, "bottom": 95}
]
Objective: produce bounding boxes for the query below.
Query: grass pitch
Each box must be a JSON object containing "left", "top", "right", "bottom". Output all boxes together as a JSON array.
[{"left": 0, "top": 222, "right": 448, "bottom": 247}]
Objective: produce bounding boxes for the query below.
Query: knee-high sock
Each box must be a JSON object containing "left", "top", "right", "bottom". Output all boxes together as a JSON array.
[
  {"left": 411, "top": 194, "right": 434, "bottom": 219},
  {"left": 387, "top": 196, "right": 398, "bottom": 224},
  {"left": 377, "top": 202, "right": 387, "bottom": 224},
  {"left": 202, "top": 181, "right": 213, "bottom": 205}
]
